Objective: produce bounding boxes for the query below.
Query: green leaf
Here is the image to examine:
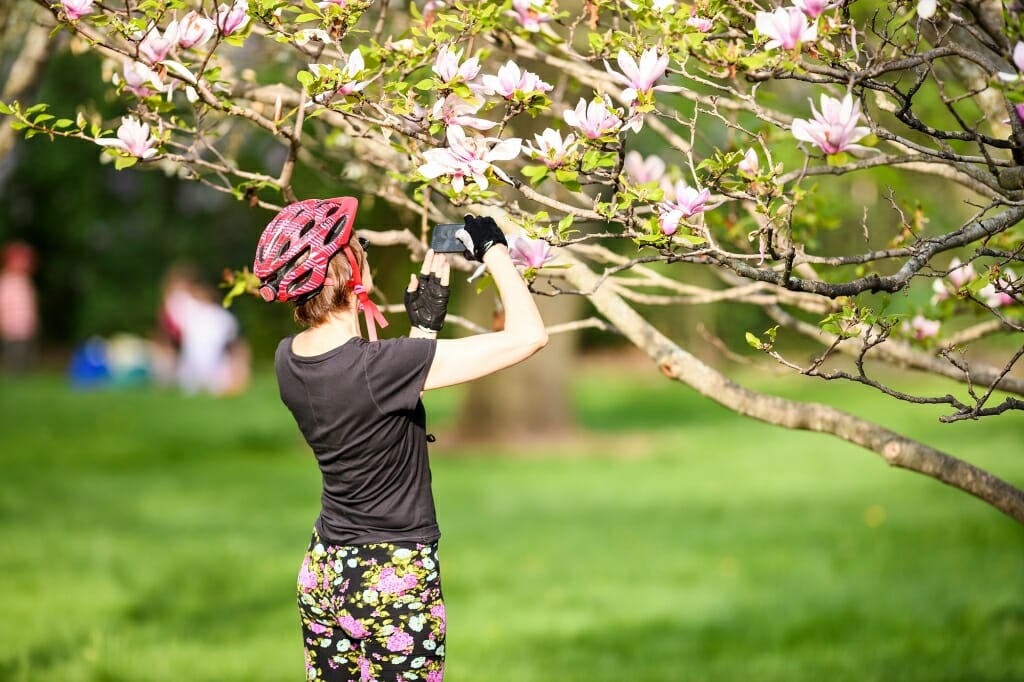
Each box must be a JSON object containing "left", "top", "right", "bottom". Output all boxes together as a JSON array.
[
  {"left": 296, "top": 70, "right": 315, "bottom": 88},
  {"left": 745, "top": 332, "right": 761, "bottom": 350},
  {"left": 674, "top": 233, "right": 707, "bottom": 246},
  {"left": 826, "top": 151, "right": 849, "bottom": 167},
  {"left": 554, "top": 168, "right": 580, "bottom": 191},
  {"left": 114, "top": 155, "right": 138, "bottom": 170},
  {"left": 0, "top": 101, "right": 13, "bottom": 115},
  {"left": 413, "top": 78, "right": 435, "bottom": 91},
  {"left": 54, "top": 118, "right": 74, "bottom": 129},
  {"left": 521, "top": 164, "right": 549, "bottom": 184},
  {"left": 295, "top": 12, "right": 320, "bottom": 22},
  {"left": 737, "top": 52, "right": 772, "bottom": 71}
]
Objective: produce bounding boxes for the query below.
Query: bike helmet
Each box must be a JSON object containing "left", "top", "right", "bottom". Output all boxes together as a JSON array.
[{"left": 253, "top": 196, "right": 388, "bottom": 340}]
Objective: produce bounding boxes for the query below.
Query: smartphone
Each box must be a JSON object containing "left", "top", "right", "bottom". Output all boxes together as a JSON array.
[{"left": 430, "top": 223, "right": 465, "bottom": 253}]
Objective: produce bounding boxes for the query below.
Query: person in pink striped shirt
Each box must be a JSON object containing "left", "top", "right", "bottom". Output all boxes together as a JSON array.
[{"left": 0, "top": 241, "right": 39, "bottom": 374}]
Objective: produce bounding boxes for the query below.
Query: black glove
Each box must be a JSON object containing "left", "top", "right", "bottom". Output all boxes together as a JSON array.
[
  {"left": 404, "top": 273, "right": 451, "bottom": 332},
  {"left": 455, "top": 214, "right": 507, "bottom": 262}
]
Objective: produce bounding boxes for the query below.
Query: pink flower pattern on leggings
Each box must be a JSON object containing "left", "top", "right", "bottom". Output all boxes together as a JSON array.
[{"left": 297, "top": 532, "right": 445, "bottom": 681}]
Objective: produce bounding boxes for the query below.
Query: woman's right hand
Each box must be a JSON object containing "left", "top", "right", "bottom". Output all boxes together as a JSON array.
[{"left": 455, "top": 215, "right": 507, "bottom": 262}]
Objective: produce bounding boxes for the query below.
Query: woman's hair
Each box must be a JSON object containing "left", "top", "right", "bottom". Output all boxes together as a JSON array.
[{"left": 293, "top": 241, "right": 366, "bottom": 327}]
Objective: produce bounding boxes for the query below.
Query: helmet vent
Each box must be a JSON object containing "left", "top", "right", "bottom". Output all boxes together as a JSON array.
[
  {"left": 325, "top": 213, "right": 348, "bottom": 244},
  {"left": 288, "top": 267, "right": 314, "bottom": 293},
  {"left": 299, "top": 219, "right": 316, "bottom": 238},
  {"left": 275, "top": 239, "right": 291, "bottom": 259}
]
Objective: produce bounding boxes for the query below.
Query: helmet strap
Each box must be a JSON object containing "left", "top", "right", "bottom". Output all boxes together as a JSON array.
[{"left": 343, "top": 245, "right": 388, "bottom": 342}]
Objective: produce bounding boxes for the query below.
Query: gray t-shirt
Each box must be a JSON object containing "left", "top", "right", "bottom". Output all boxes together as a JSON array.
[{"left": 275, "top": 335, "right": 439, "bottom": 545}]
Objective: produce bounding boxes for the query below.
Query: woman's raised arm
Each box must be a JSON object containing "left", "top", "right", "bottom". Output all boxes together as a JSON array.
[{"left": 423, "top": 219, "right": 548, "bottom": 391}]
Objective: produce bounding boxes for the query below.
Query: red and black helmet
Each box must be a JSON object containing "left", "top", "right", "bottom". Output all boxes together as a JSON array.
[{"left": 253, "top": 196, "right": 388, "bottom": 339}]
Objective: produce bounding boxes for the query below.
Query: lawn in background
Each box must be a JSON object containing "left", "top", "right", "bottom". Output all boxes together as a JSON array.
[{"left": 0, "top": 364, "right": 1022, "bottom": 682}]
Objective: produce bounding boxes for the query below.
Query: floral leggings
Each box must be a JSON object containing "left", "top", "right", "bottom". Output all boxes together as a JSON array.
[{"left": 297, "top": 531, "right": 446, "bottom": 682}]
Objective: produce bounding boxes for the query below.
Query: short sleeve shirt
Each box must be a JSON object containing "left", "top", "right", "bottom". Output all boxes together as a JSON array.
[{"left": 275, "top": 335, "right": 439, "bottom": 545}]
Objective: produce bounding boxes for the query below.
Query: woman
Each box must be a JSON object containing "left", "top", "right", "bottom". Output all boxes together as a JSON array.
[{"left": 253, "top": 197, "right": 548, "bottom": 682}]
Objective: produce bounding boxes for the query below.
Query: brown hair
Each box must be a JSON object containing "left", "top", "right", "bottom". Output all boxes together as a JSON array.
[{"left": 292, "top": 242, "right": 366, "bottom": 327}]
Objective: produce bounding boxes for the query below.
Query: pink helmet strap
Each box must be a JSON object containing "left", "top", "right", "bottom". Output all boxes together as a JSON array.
[{"left": 342, "top": 245, "right": 388, "bottom": 342}]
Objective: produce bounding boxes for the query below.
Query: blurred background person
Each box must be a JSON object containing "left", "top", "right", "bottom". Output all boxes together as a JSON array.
[
  {"left": 160, "top": 266, "right": 249, "bottom": 396},
  {"left": 0, "top": 241, "right": 39, "bottom": 374}
]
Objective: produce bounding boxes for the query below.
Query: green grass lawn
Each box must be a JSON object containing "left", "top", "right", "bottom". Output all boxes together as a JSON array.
[{"left": 1, "top": 364, "right": 1022, "bottom": 682}]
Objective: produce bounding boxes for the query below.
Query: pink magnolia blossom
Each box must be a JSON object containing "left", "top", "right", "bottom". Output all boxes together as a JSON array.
[
  {"left": 430, "top": 95, "right": 496, "bottom": 131},
  {"left": 657, "top": 180, "right": 719, "bottom": 235},
  {"left": 905, "top": 315, "right": 940, "bottom": 340},
  {"left": 931, "top": 257, "right": 979, "bottom": 304},
  {"left": 755, "top": 7, "right": 818, "bottom": 50},
  {"left": 479, "top": 61, "right": 552, "bottom": 99},
  {"left": 61, "top": 0, "right": 94, "bottom": 20},
  {"left": 216, "top": 0, "right": 249, "bottom": 35},
  {"left": 96, "top": 116, "right": 159, "bottom": 159},
  {"left": 917, "top": 0, "right": 936, "bottom": 19},
  {"left": 432, "top": 46, "right": 481, "bottom": 84},
  {"left": 317, "top": 0, "right": 347, "bottom": 8},
  {"left": 686, "top": 15, "right": 713, "bottom": 32},
  {"left": 562, "top": 97, "right": 622, "bottom": 139},
  {"left": 309, "top": 49, "right": 373, "bottom": 103},
  {"left": 524, "top": 128, "right": 577, "bottom": 168},
  {"left": 623, "top": 151, "right": 666, "bottom": 185},
  {"left": 947, "top": 257, "right": 977, "bottom": 290},
  {"left": 1014, "top": 42, "right": 1024, "bottom": 72},
  {"left": 116, "top": 61, "right": 165, "bottom": 97},
  {"left": 980, "top": 268, "right": 1018, "bottom": 307},
  {"left": 505, "top": 0, "right": 552, "bottom": 32},
  {"left": 791, "top": 93, "right": 870, "bottom": 155},
  {"left": 418, "top": 125, "right": 522, "bottom": 192},
  {"left": 138, "top": 24, "right": 177, "bottom": 63},
  {"left": 737, "top": 148, "right": 759, "bottom": 177},
  {"left": 176, "top": 11, "right": 216, "bottom": 49},
  {"left": 980, "top": 284, "right": 1014, "bottom": 307},
  {"left": 508, "top": 231, "right": 556, "bottom": 269},
  {"left": 606, "top": 48, "right": 677, "bottom": 104},
  {"left": 335, "top": 48, "right": 373, "bottom": 94},
  {"left": 422, "top": 1, "right": 446, "bottom": 27},
  {"left": 791, "top": 0, "right": 838, "bottom": 19}
]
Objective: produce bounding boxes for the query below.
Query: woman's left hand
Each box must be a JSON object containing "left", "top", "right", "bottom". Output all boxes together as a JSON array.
[{"left": 405, "top": 249, "right": 451, "bottom": 335}]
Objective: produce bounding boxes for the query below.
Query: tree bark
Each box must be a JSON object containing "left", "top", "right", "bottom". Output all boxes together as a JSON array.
[
  {"left": 0, "top": 5, "right": 53, "bottom": 164},
  {"left": 453, "top": 287, "right": 580, "bottom": 443}
]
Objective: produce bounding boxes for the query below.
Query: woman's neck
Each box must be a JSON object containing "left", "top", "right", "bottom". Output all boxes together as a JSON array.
[{"left": 292, "top": 309, "right": 362, "bottom": 356}]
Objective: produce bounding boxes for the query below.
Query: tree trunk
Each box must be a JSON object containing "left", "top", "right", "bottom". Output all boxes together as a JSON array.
[{"left": 453, "top": 287, "right": 581, "bottom": 444}]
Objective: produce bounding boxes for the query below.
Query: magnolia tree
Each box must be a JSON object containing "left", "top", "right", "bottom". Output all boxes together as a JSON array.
[{"left": 4, "top": 0, "right": 1023, "bottom": 521}]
